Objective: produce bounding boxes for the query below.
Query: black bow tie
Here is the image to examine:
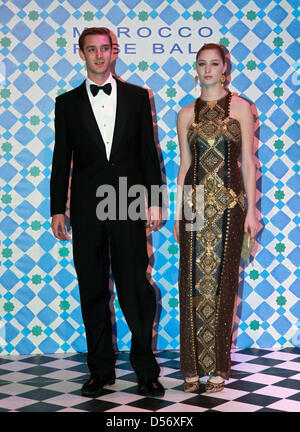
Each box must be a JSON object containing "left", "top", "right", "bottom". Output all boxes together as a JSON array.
[{"left": 90, "top": 83, "right": 112, "bottom": 96}]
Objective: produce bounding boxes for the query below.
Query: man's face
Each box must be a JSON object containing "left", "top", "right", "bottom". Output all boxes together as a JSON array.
[{"left": 79, "top": 34, "right": 112, "bottom": 79}]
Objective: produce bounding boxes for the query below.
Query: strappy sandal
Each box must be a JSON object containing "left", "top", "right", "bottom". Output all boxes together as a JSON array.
[
  {"left": 205, "top": 378, "right": 225, "bottom": 393},
  {"left": 183, "top": 379, "right": 200, "bottom": 392}
]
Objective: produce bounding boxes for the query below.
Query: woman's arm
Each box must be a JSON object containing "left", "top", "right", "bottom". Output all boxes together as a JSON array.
[
  {"left": 236, "top": 98, "right": 260, "bottom": 237},
  {"left": 173, "top": 105, "right": 193, "bottom": 242}
]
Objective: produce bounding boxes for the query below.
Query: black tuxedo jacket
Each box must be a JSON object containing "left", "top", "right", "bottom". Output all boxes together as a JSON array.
[{"left": 50, "top": 76, "right": 162, "bottom": 226}]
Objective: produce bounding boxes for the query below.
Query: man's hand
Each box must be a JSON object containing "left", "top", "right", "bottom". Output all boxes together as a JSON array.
[
  {"left": 51, "top": 214, "right": 71, "bottom": 241},
  {"left": 146, "top": 206, "right": 162, "bottom": 232}
]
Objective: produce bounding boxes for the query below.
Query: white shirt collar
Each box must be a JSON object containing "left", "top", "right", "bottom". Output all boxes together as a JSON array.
[{"left": 86, "top": 73, "right": 115, "bottom": 93}]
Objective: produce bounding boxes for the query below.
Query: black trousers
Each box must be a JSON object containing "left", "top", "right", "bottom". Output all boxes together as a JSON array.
[{"left": 71, "top": 218, "right": 160, "bottom": 381}]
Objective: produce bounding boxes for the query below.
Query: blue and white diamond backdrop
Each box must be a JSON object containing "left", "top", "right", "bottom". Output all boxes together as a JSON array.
[{"left": 0, "top": 0, "right": 299, "bottom": 355}]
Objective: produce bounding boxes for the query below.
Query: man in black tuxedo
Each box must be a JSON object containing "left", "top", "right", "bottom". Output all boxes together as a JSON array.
[{"left": 50, "top": 27, "right": 164, "bottom": 397}]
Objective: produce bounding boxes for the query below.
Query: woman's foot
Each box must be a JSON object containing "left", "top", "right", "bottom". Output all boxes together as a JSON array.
[
  {"left": 205, "top": 376, "right": 225, "bottom": 393},
  {"left": 183, "top": 376, "right": 199, "bottom": 392}
]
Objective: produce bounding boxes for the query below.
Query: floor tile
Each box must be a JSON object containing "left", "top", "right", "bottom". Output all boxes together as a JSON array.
[
  {"left": 0, "top": 396, "right": 40, "bottom": 410},
  {"left": 17, "top": 388, "right": 62, "bottom": 401},
  {"left": 156, "top": 351, "right": 180, "bottom": 359},
  {"left": 7, "top": 355, "right": 55, "bottom": 365},
  {"left": 263, "top": 352, "right": 300, "bottom": 362},
  {"left": 161, "top": 389, "right": 200, "bottom": 403},
  {"left": 253, "top": 385, "right": 299, "bottom": 399},
  {"left": 71, "top": 399, "right": 119, "bottom": 412},
  {"left": 159, "top": 376, "right": 183, "bottom": 389},
  {"left": 105, "top": 379, "right": 137, "bottom": 392},
  {"left": 274, "top": 379, "right": 300, "bottom": 390},
  {"left": 57, "top": 407, "right": 87, "bottom": 412},
  {"left": 43, "top": 359, "right": 82, "bottom": 370},
  {"left": 231, "top": 363, "right": 269, "bottom": 373},
  {"left": 280, "top": 347, "right": 300, "bottom": 355},
  {"left": 256, "top": 407, "right": 284, "bottom": 412},
  {"left": 0, "top": 349, "right": 297, "bottom": 412},
  {"left": 273, "top": 361, "right": 300, "bottom": 372},
  {"left": 160, "top": 366, "right": 181, "bottom": 376},
  {"left": 156, "top": 402, "right": 208, "bottom": 412},
  {"left": 115, "top": 362, "right": 134, "bottom": 371},
  {"left": 18, "top": 377, "right": 61, "bottom": 387},
  {"left": 128, "top": 397, "right": 173, "bottom": 411},
  {"left": 41, "top": 370, "right": 85, "bottom": 380},
  {"left": 287, "top": 392, "right": 300, "bottom": 401},
  {"left": 17, "top": 401, "right": 66, "bottom": 412},
  {"left": 105, "top": 405, "right": 151, "bottom": 412},
  {"left": 234, "top": 393, "right": 280, "bottom": 406},
  {"left": 267, "top": 399, "right": 300, "bottom": 412},
  {"left": 234, "top": 348, "right": 273, "bottom": 357},
  {"left": 0, "top": 372, "right": 37, "bottom": 382},
  {"left": 241, "top": 373, "right": 285, "bottom": 385},
  {"left": 182, "top": 394, "right": 228, "bottom": 409},
  {"left": 13, "top": 365, "right": 58, "bottom": 376},
  {"left": 246, "top": 357, "right": 283, "bottom": 367},
  {"left": 259, "top": 367, "right": 298, "bottom": 378},
  {"left": 213, "top": 401, "right": 262, "bottom": 412},
  {"left": 0, "top": 361, "right": 43, "bottom": 372},
  {"left": 43, "top": 380, "right": 81, "bottom": 394},
  {"left": 43, "top": 393, "right": 91, "bottom": 407},
  {"left": 230, "top": 353, "right": 258, "bottom": 363},
  {"left": 0, "top": 358, "right": 14, "bottom": 365},
  {"left": 158, "top": 360, "right": 180, "bottom": 369},
  {"left": 0, "top": 383, "right": 36, "bottom": 395},
  {"left": 202, "top": 387, "right": 248, "bottom": 400},
  {"left": 97, "top": 391, "right": 145, "bottom": 405}
]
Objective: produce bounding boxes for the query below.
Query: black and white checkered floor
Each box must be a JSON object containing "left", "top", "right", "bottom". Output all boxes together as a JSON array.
[{"left": 0, "top": 348, "right": 299, "bottom": 412}]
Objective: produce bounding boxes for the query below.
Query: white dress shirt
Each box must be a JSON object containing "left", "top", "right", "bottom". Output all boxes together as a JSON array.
[{"left": 85, "top": 73, "right": 117, "bottom": 160}]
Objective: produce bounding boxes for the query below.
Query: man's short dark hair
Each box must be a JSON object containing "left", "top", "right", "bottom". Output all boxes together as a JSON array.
[{"left": 79, "top": 27, "right": 112, "bottom": 51}]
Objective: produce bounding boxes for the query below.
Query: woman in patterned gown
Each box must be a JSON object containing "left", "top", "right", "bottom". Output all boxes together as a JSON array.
[{"left": 173, "top": 44, "right": 259, "bottom": 393}]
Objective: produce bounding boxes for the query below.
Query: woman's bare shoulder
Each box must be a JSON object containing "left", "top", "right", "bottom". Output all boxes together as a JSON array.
[
  {"left": 230, "top": 93, "right": 253, "bottom": 121},
  {"left": 231, "top": 92, "right": 252, "bottom": 109}
]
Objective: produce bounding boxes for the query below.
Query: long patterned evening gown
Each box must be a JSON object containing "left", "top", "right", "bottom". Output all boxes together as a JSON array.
[{"left": 179, "top": 90, "right": 247, "bottom": 380}]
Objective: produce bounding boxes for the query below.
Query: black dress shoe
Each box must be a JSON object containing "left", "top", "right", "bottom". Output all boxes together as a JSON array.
[
  {"left": 138, "top": 378, "right": 165, "bottom": 398},
  {"left": 81, "top": 371, "right": 115, "bottom": 397}
]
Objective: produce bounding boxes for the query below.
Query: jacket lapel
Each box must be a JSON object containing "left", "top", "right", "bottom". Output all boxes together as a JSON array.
[
  {"left": 76, "top": 80, "right": 108, "bottom": 159},
  {"left": 110, "top": 77, "right": 128, "bottom": 160}
]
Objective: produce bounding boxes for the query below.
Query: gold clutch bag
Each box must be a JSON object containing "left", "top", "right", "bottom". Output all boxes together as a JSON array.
[{"left": 241, "top": 231, "right": 255, "bottom": 264}]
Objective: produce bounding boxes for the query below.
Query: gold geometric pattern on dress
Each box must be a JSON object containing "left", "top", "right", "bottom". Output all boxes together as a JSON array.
[
  {"left": 198, "top": 251, "right": 218, "bottom": 275},
  {"left": 179, "top": 91, "right": 246, "bottom": 379},
  {"left": 200, "top": 223, "right": 219, "bottom": 245},
  {"left": 203, "top": 103, "right": 224, "bottom": 121},
  {"left": 200, "top": 121, "right": 219, "bottom": 137},
  {"left": 214, "top": 186, "right": 239, "bottom": 212},
  {"left": 200, "top": 351, "right": 215, "bottom": 370},
  {"left": 202, "top": 174, "right": 241, "bottom": 213},
  {"left": 203, "top": 108, "right": 220, "bottom": 121},
  {"left": 199, "top": 282, "right": 217, "bottom": 299},
  {"left": 223, "top": 118, "right": 241, "bottom": 142},
  {"left": 200, "top": 148, "right": 223, "bottom": 173},
  {"left": 201, "top": 328, "right": 215, "bottom": 346},
  {"left": 198, "top": 303, "right": 215, "bottom": 322},
  {"left": 190, "top": 104, "right": 235, "bottom": 377},
  {"left": 204, "top": 204, "right": 218, "bottom": 220},
  {"left": 205, "top": 174, "right": 220, "bottom": 195}
]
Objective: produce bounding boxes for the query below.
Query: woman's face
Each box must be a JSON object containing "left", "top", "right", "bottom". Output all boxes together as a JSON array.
[{"left": 196, "top": 49, "right": 226, "bottom": 87}]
